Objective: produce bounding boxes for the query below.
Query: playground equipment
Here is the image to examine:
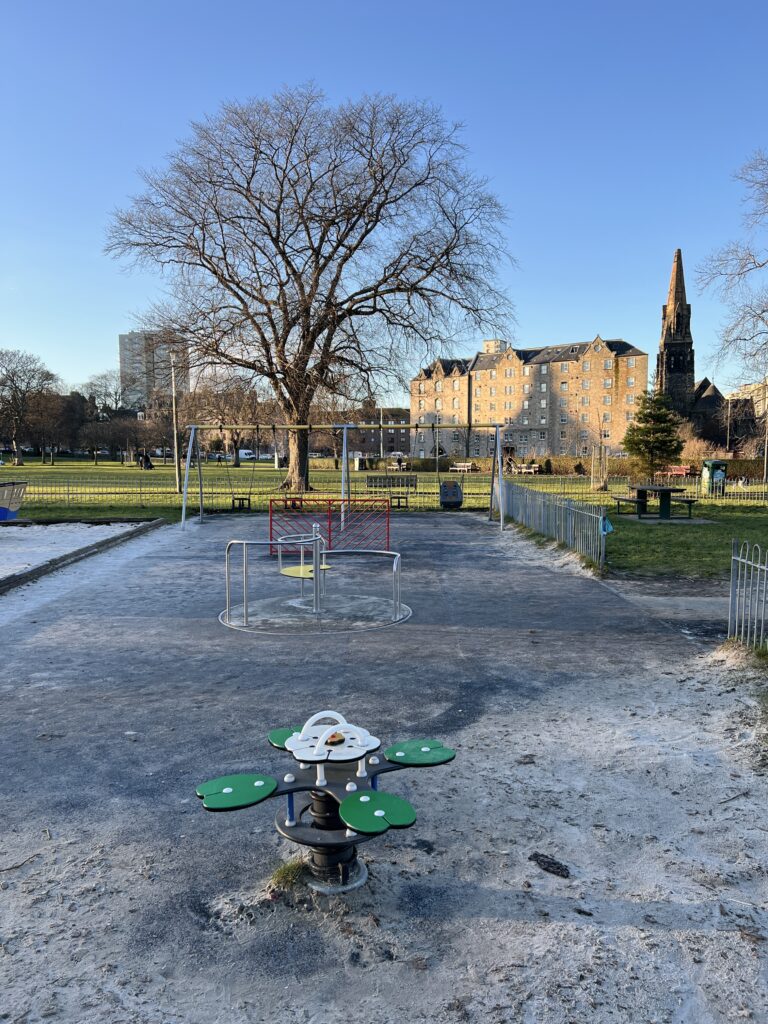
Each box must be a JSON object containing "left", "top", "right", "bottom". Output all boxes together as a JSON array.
[
  {"left": 180, "top": 421, "right": 506, "bottom": 529},
  {"left": 222, "top": 524, "right": 410, "bottom": 634},
  {"left": 196, "top": 710, "right": 456, "bottom": 893}
]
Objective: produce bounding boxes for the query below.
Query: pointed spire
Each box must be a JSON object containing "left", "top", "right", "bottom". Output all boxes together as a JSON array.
[
  {"left": 666, "top": 248, "right": 687, "bottom": 311},
  {"left": 661, "top": 248, "right": 692, "bottom": 343}
]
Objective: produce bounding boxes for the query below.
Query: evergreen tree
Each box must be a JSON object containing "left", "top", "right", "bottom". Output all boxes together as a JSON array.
[{"left": 622, "top": 391, "right": 684, "bottom": 476}]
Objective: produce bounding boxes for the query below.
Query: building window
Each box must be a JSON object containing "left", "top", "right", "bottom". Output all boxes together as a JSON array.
[
  {"left": 521, "top": 417, "right": 529, "bottom": 425},
  {"left": 560, "top": 414, "right": 567, "bottom": 424},
  {"left": 418, "top": 416, "right": 424, "bottom": 424},
  {"left": 539, "top": 431, "right": 547, "bottom": 440},
  {"left": 540, "top": 365, "right": 548, "bottom": 375},
  {"left": 559, "top": 397, "right": 568, "bottom": 408},
  {"left": 627, "top": 357, "right": 636, "bottom": 368},
  {"left": 476, "top": 386, "right": 482, "bottom": 396},
  {"left": 523, "top": 366, "right": 530, "bottom": 376},
  {"left": 453, "top": 396, "right": 459, "bottom": 409},
  {"left": 435, "top": 398, "right": 442, "bottom": 410},
  {"left": 560, "top": 430, "right": 567, "bottom": 440},
  {"left": 626, "top": 412, "right": 634, "bottom": 422},
  {"left": 580, "top": 413, "right": 589, "bottom": 423},
  {"left": 602, "top": 429, "right": 610, "bottom": 438},
  {"left": 540, "top": 415, "right": 547, "bottom": 424},
  {"left": 627, "top": 377, "right": 635, "bottom": 387},
  {"left": 490, "top": 386, "right": 496, "bottom": 396},
  {"left": 579, "top": 429, "right": 588, "bottom": 439},
  {"left": 523, "top": 383, "right": 531, "bottom": 394},
  {"left": 626, "top": 394, "right": 635, "bottom": 404},
  {"left": 418, "top": 399, "right": 425, "bottom": 410},
  {"left": 489, "top": 403, "right": 496, "bottom": 411},
  {"left": 581, "top": 396, "right": 590, "bottom": 406},
  {"left": 561, "top": 362, "right": 569, "bottom": 372},
  {"left": 540, "top": 382, "right": 547, "bottom": 392},
  {"left": 418, "top": 432, "right": 424, "bottom": 441},
  {"left": 523, "top": 399, "right": 529, "bottom": 409},
  {"left": 490, "top": 369, "right": 497, "bottom": 379},
  {"left": 582, "top": 380, "right": 591, "bottom": 389},
  {"left": 539, "top": 399, "right": 547, "bottom": 409},
  {"left": 505, "top": 367, "right": 514, "bottom": 378},
  {"left": 582, "top": 360, "right": 590, "bottom": 371},
  {"left": 603, "top": 412, "right": 611, "bottom": 422},
  {"left": 451, "top": 415, "right": 458, "bottom": 424},
  {"left": 603, "top": 395, "right": 612, "bottom": 405},
  {"left": 418, "top": 382, "right": 425, "bottom": 394},
  {"left": 603, "top": 358, "right": 612, "bottom": 369},
  {"left": 603, "top": 379, "right": 612, "bottom": 388},
  {"left": 560, "top": 382, "right": 568, "bottom": 391},
  {"left": 453, "top": 379, "right": 460, "bottom": 391},
  {"left": 435, "top": 380, "right": 442, "bottom": 391}
]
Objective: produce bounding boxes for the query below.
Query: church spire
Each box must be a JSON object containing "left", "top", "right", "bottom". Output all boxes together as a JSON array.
[
  {"left": 661, "top": 248, "right": 692, "bottom": 342},
  {"left": 656, "top": 248, "right": 695, "bottom": 415}
]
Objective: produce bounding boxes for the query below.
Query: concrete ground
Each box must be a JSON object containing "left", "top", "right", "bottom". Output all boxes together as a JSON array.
[{"left": 1, "top": 513, "right": 767, "bottom": 1023}]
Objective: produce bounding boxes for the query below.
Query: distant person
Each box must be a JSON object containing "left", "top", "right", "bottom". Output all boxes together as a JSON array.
[
  {"left": 396, "top": 455, "right": 403, "bottom": 470},
  {"left": 216, "top": 453, "right": 223, "bottom": 464},
  {"left": 144, "top": 454, "right": 154, "bottom": 470}
]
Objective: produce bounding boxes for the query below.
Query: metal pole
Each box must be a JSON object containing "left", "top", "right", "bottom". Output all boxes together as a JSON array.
[
  {"left": 495, "top": 425, "right": 504, "bottom": 531},
  {"left": 181, "top": 425, "right": 195, "bottom": 529},
  {"left": 728, "top": 537, "right": 738, "bottom": 638},
  {"left": 341, "top": 426, "right": 348, "bottom": 530},
  {"left": 196, "top": 431, "right": 204, "bottom": 524},
  {"left": 379, "top": 406, "right": 384, "bottom": 460},
  {"left": 171, "top": 353, "right": 181, "bottom": 495},
  {"left": 243, "top": 544, "right": 249, "bottom": 627},
  {"left": 763, "top": 383, "right": 767, "bottom": 484},
  {"left": 312, "top": 524, "right": 321, "bottom": 615}
]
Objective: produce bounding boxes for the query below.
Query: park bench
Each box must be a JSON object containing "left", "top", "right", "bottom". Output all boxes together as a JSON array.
[
  {"left": 449, "top": 462, "right": 478, "bottom": 473},
  {"left": 366, "top": 474, "right": 418, "bottom": 509},
  {"left": 514, "top": 464, "right": 540, "bottom": 475},
  {"left": 671, "top": 497, "right": 698, "bottom": 518},
  {"left": 387, "top": 461, "right": 410, "bottom": 471},
  {"left": 614, "top": 495, "right": 647, "bottom": 516}
]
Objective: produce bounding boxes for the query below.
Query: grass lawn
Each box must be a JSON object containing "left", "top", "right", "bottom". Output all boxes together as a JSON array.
[{"left": 605, "top": 503, "right": 768, "bottom": 578}]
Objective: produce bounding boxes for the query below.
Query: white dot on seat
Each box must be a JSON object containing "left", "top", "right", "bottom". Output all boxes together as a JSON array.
[
  {"left": 395, "top": 752, "right": 405, "bottom": 757},
  {"left": 254, "top": 781, "right": 264, "bottom": 787},
  {"left": 222, "top": 787, "right": 233, "bottom": 794},
  {"left": 360, "top": 795, "right": 370, "bottom": 803},
  {"left": 421, "top": 746, "right": 430, "bottom": 752},
  {"left": 374, "top": 810, "right": 386, "bottom": 817}
]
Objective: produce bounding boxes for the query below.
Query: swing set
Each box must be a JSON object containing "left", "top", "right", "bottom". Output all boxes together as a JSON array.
[{"left": 180, "top": 421, "right": 507, "bottom": 530}]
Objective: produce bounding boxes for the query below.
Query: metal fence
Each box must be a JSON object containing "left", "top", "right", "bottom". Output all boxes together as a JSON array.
[
  {"left": 728, "top": 540, "right": 768, "bottom": 650},
  {"left": 514, "top": 474, "right": 768, "bottom": 506},
  {"left": 496, "top": 479, "right": 607, "bottom": 567}
]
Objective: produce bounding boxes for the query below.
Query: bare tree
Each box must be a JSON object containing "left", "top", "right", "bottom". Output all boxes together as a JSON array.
[
  {"left": 0, "top": 349, "right": 59, "bottom": 465},
  {"left": 699, "top": 151, "right": 768, "bottom": 364},
  {"left": 82, "top": 369, "right": 139, "bottom": 415},
  {"left": 182, "top": 372, "right": 274, "bottom": 468},
  {"left": 106, "top": 85, "right": 513, "bottom": 490}
]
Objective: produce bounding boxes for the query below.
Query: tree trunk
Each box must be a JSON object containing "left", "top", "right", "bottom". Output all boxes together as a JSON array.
[{"left": 281, "top": 429, "right": 311, "bottom": 491}]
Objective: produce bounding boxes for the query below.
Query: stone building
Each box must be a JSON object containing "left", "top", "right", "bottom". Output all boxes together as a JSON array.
[
  {"left": 118, "top": 331, "right": 190, "bottom": 410},
  {"left": 411, "top": 338, "right": 647, "bottom": 459}
]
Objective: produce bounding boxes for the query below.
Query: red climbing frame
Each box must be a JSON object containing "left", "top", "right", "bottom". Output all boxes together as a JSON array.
[{"left": 269, "top": 497, "right": 390, "bottom": 553}]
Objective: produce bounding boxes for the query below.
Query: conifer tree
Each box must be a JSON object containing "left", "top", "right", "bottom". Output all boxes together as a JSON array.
[{"left": 622, "top": 391, "right": 684, "bottom": 476}]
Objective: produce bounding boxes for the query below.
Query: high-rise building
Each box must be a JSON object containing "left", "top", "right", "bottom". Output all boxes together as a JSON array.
[{"left": 118, "top": 332, "right": 190, "bottom": 409}]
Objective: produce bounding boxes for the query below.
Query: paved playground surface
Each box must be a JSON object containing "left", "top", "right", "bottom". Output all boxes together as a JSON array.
[{"left": 2, "top": 514, "right": 767, "bottom": 1023}]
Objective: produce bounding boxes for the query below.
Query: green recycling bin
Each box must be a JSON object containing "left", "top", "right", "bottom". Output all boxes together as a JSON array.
[{"left": 702, "top": 459, "right": 727, "bottom": 496}]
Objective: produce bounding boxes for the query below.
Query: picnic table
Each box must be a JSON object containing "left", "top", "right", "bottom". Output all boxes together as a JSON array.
[
  {"left": 449, "top": 462, "right": 478, "bottom": 473},
  {"left": 633, "top": 484, "right": 686, "bottom": 520}
]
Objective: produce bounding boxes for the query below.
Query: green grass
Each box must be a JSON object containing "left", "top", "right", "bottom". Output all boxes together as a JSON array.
[{"left": 605, "top": 503, "right": 768, "bottom": 578}]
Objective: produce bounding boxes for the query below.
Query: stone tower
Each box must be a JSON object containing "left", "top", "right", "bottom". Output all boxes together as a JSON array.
[{"left": 655, "top": 248, "right": 695, "bottom": 416}]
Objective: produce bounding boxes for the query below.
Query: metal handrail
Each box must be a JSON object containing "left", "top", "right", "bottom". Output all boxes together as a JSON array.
[{"left": 224, "top": 536, "right": 403, "bottom": 625}]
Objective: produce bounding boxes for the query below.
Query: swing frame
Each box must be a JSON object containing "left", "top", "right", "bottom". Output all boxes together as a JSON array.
[{"left": 180, "top": 422, "right": 506, "bottom": 530}]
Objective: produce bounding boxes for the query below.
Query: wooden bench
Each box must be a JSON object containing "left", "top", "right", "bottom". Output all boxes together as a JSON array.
[
  {"left": 615, "top": 495, "right": 647, "bottom": 516},
  {"left": 514, "top": 464, "right": 540, "bottom": 475},
  {"left": 366, "top": 474, "right": 418, "bottom": 509},
  {"left": 671, "top": 497, "right": 698, "bottom": 518},
  {"left": 449, "top": 462, "right": 477, "bottom": 473}
]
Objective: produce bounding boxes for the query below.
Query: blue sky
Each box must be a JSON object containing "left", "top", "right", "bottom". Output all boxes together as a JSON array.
[{"left": 1, "top": 0, "right": 765, "bottom": 398}]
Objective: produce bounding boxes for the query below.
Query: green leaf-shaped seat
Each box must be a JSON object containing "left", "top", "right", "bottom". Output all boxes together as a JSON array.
[
  {"left": 339, "top": 791, "right": 416, "bottom": 835},
  {"left": 267, "top": 727, "right": 301, "bottom": 750},
  {"left": 196, "top": 773, "right": 278, "bottom": 811},
  {"left": 383, "top": 739, "right": 455, "bottom": 767}
]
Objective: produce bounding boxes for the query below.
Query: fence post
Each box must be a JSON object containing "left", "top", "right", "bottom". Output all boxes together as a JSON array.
[{"left": 728, "top": 538, "right": 738, "bottom": 639}]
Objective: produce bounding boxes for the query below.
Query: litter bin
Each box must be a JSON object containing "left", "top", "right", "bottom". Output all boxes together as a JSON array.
[
  {"left": 439, "top": 480, "right": 463, "bottom": 510},
  {"left": 702, "top": 458, "right": 727, "bottom": 496}
]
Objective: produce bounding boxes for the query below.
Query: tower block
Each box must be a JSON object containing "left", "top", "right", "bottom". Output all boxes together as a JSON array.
[{"left": 655, "top": 248, "right": 695, "bottom": 416}]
